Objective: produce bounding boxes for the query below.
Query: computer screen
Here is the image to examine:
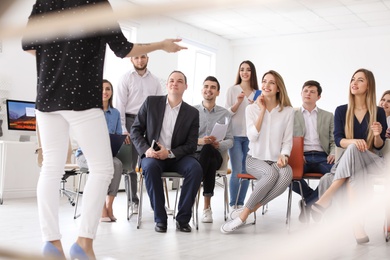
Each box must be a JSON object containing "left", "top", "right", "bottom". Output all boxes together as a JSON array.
[{"left": 6, "top": 99, "right": 36, "bottom": 132}]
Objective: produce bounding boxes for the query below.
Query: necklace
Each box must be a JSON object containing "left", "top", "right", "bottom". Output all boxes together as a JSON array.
[{"left": 355, "top": 107, "right": 367, "bottom": 111}]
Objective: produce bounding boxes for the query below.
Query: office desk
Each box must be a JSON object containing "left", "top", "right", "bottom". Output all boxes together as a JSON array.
[{"left": 0, "top": 141, "right": 40, "bottom": 204}]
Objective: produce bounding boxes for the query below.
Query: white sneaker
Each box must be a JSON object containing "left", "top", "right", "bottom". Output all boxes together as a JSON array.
[
  {"left": 229, "top": 207, "right": 244, "bottom": 220},
  {"left": 220, "top": 217, "right": 245, "bottom": 233},
  {"left": 201, "top": 207, "right": 213, "bottom": 223},
  {"left": 165, "top": 206, "right": 174, "bottom": 215},
  {"left": 132, "top": 203, "right": 138, "bottom": 214}
]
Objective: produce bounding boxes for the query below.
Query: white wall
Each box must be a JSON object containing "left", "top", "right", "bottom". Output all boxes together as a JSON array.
[
  {"left": 0, "top": 0, "right": 37, "bottom": 141},
  {"left": 0, "top": 0, "right": 233, "bottom": 141},
  {"left": 120, "top": 16, "right": 233, "bottom": 106},
  {"left": 232, "top": 28, "right": 390, "bottom": 114},
  {"left": 1, "top": 0, "right": 389, "bottom": 141}
]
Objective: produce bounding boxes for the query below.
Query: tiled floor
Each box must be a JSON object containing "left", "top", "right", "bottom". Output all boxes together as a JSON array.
[{"left": 0, "top": 179, "right": 389, "bottom": 260}]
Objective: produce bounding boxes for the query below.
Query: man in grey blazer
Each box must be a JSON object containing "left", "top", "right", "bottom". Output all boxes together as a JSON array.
[
  {"left": 130, "top": 71, "right": 202, "bottom": 233},
  {"left": 292, "top": 80, "right": 335, "bottom": 222}
]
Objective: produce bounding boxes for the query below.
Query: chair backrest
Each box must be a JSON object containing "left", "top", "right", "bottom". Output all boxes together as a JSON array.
[
  {"left": 217, "top": 150, "right": 229, "bottom": 172},
  {"left": 116, "top": 143, "right": 132, "bottom": 172},
  {"left": 289, "top": 136, "right": 304, "bottom": 180}
]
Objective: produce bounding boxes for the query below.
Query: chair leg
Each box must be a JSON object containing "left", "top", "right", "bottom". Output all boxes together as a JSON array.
[
  {"left": 137, "top": 174, "right": 143, "bottom": 229},
  {"left": 73, "top": 172, "right": 84, "bottom": 219},
  {"left": 124, "top": 173, "right": 134, "bottom": 221},
  {"left": 195, "top": 187, "right": 199, "bottom": 230},
  {"left": 286, "top": 183, "right": 293, "bottom": 229},
  {"left": 163, "top": 178, "right": 170, "bottom": 209},
  {"left": 223, "top": 175, "right": 229, "bottom": 220},
  {"left": 261, "top": 204, "right": 267, "bottom": 215},
  {"left": 286, "top": 180, "right": 305, "bottom": 232},
  {"left": 251, "top": 180, "right": 256, "bottom": 224},
  {"left": 173, "top": 178, "right": 181, "bottom": 219},
  {"left": 60, "top": 178, "right": 76, "bottom": 206},
  {"left": 234, "top": 178, "right": 243, "bottom": 208}
]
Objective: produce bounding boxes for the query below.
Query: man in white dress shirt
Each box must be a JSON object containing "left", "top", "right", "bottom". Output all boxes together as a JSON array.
[{"left": 115, "top": 54, "right": 163, "bottom": 212}]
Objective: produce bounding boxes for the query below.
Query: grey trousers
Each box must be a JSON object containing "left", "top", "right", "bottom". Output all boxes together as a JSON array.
[
  {"left": 76, "top": 154, "right": 123, "bottom": 196},
  {"left": 126, "top": 116, "right": 140, "bottom": 204},
  {"left": 245, "top": 155, "right": 293, "bottom": 210},
  {"left": 318, "top": 144, "right": 385, "bottom": 199}
]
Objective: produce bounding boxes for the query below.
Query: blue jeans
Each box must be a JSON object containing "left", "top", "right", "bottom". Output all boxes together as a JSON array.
[
  {"left": 292, "top": 151, "right": 333, "bottom": 206},
  {"left": 229, "top": 136, "right": 249, "bottom": 206}
]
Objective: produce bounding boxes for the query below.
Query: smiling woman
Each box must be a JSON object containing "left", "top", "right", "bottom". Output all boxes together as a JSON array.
[
  {"left": 379, "top": 90, "right": 390, "bottom": 131},
  {"left": 314, "top": 68, "right": 387, "bottom": 244}
]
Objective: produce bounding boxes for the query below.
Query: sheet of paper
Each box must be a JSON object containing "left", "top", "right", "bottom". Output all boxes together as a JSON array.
[{"left": 210, "top": 117, "right": 229, "bottom": 141}]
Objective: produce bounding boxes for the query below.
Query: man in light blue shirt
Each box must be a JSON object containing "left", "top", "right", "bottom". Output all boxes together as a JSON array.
[{"left": 194, "top": 76, "right": 233, "bottom": 223}]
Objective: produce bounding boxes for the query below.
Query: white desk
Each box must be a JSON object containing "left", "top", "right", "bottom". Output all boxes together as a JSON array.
[{"left": 0, "top": 141, "right": 40, "bottom": 204}]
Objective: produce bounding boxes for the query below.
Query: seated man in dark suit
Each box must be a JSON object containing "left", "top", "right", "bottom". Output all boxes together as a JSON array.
[{"left": 130, "top": 70, "right": 203, "bottom": 233}]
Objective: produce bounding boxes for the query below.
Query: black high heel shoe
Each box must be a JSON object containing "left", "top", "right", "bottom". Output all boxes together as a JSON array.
[{"left": 311, "top": 203, "right": 327, "bottom": 222}]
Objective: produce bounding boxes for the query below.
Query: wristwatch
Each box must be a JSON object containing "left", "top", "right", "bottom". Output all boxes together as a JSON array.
[{"left": 167, "top": 150, "right": 175, "bottom": 159}]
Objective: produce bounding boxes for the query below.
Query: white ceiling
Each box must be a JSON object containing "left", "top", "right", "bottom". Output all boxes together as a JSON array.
[{"left": 127, "top": 0, "right": 390, "bottom": 42}]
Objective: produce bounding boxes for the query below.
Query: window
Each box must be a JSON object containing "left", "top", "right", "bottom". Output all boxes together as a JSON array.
[
  {"left": 178, "top": 39, "right": 216, "bottom": 105},
  {"left": 103, "top": 26, "right": 136, "bottom": 89}
]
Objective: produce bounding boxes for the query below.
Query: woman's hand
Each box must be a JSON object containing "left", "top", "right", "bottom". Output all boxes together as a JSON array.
[
  {"left": 352, "top": 139, "right": 368, "bottom": 152},
  {"left": 277, "top": 154, "right": 288, "bottom": 168},
  {"left": 255, "top": 95, "right": 266, "bottom": 111},
  {"left": 236, "top": 92, "right": 245, "bottom": 104},
  {"left": 371, "top": 122, "right": 382, "bottom": 137}
]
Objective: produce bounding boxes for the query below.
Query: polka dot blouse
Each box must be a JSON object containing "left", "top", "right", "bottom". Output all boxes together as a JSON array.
[{"left": 22, "top": 0, "right": 133, "bottom": 112}]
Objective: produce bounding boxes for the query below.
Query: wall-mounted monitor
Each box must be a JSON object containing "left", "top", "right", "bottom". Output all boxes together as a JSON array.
[{"left": 6, "top": 99, "right": 36, "bottom": 141}]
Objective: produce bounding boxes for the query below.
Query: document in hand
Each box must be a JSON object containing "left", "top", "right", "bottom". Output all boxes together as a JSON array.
[{"left": 210, "top": 117, "right": 229, "bottom": 142}]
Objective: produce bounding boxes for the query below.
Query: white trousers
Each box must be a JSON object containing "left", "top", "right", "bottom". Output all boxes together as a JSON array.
[{"left": 36, "top": 109, "right": 114, "bottom": 241}]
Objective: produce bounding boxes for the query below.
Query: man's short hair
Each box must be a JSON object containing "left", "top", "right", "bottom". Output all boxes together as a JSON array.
[
  {"left": 302, "top": 80, "right": 322, "bottom": 96},
  {"left": 203, "top": 76, "right": 220, "bottom": 91},
  {"left": 168, "top": 70, "right": 187, "bottom": 84}
]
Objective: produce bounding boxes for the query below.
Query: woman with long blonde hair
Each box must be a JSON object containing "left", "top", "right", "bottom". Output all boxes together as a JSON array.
[{"left": 312, "top": 68, "right": 387, "bottom": 244}]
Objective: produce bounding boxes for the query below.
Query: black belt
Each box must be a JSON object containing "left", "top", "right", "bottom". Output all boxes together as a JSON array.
[
  {"left": 126, "top": 114, "right": 137, "bottom": 118},
  {"left": 304, "top": 151, "right": 325, "bottom": 154}
]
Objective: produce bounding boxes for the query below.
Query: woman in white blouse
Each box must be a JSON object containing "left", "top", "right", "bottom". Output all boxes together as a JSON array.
[{"left": 221, "top": 70, "right": 294, "bottom": 233}]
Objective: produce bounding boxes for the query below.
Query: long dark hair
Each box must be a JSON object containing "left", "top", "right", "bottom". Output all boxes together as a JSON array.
[
  {"left": 103, "top": 79, "right": 114, "bottom": 108},
  {"left": 234, "top": 60, "right": 259, "bottom": 90}
]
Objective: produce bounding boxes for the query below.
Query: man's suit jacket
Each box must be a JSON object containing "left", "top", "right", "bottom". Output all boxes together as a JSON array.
[
  {"left": 293, "top": 107, "right": 335, "bottom": 155},
  {"left": 130, "top": 95, "right": 199, "bottom": 160}
]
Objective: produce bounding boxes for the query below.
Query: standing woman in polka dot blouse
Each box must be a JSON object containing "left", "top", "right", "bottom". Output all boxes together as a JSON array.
[{"left": 22, "top": 1, "right": 186, "bottom": 259}]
